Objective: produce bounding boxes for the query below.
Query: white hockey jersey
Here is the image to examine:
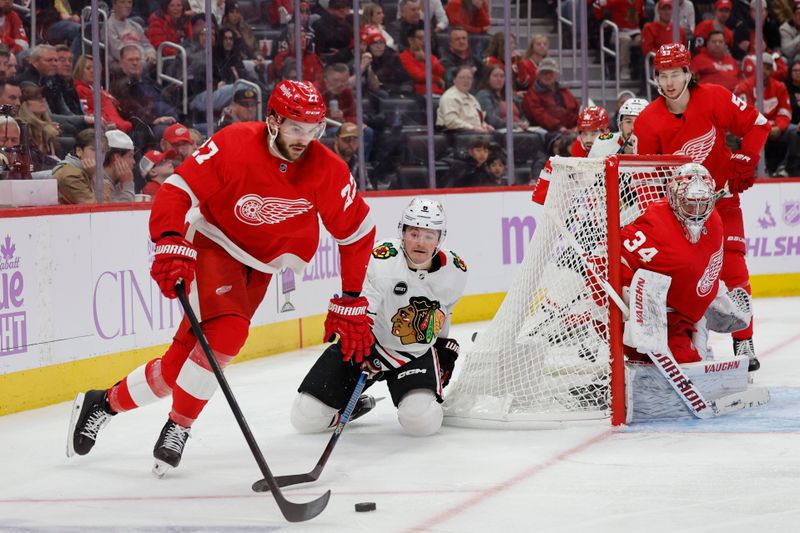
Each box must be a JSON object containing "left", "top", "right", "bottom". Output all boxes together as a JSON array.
[
  {"left": 587, "top": 131, "right": 637, "bottom": 158},
  {"left": 362, "top": 239, "right": 468, "bottom": 369}
]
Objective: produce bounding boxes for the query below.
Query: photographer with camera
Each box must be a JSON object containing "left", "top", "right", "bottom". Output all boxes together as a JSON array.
[{"left": 0, "top": 115, "right": 32, "bottom": 180}]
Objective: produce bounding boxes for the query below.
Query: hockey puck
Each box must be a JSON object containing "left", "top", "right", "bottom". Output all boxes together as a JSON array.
[{"left": 355, "top": 502, "right": 377, "bottom": 512}]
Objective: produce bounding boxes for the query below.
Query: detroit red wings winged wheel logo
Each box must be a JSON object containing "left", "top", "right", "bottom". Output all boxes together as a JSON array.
[
  {"left": 675, "top": 126, "right": 716, "bottom": 164},
  {"left": 696, "top": 245, "right": 724, "bottom": 298},
  {"left": 234, "top": 195, "right": 313, "bottom": 225}
]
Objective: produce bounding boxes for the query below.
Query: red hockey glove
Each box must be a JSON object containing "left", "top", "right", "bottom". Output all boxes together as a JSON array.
[
  {"left": 434, "top": 337, "right": 460, "bottom": 388},
  {"left": 150, "top": 235, "right": 197, "bottom": 299},
  {"left": 726, "top": 151, "right": 758, "bottom": 194},
  {"left": 324, "top": 296, "right": 375, "bottom": 363}
]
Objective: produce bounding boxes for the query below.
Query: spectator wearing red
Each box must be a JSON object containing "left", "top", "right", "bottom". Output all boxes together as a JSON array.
[
  {"left": 0, "top": 0, "right": 28, "bottom": 53},
  {"left": 140, "top": 150, "right": 174, "bottom": 198},
  {"left": 73, "top": 55, "right": 133, "bottom": 133},
  {"left": 690, "top": 30, "right": 739, "bottom": 91},
  {"left": 269, "top": 27, "right": 324, "bottom": 85},
  {"left": 642, "top": 0, "right": 688, "bottom": 56},
  {"left": 522, "top": 58, "right": 580, "bottom": 132},
  {"left": 399, "top": 28, "right": 445, "bottom": 95},
  {"left": 444, "top": 0, "right": 490, "bottom": 34},
  {"left": 734, "top": 52, "right": 793, "bottom": 174},
  {"left": 160, "top": 123, "right": 198, "bottom": 165},
  {"left": 484, "top": 32, "right": 529, "bottom": 90},
  {"left": 742, "top": 51, "right": 788, "bottom": 82},
  {"left": 516, "top": 34, "right": 549, "bottom": 91},
  {"left": 146, "top": 0, "right": 193, "bottom": 57},
  {"left": 593, "top": 0, "right": 645, "bottom": 80},
  {"left": 694, "top": 0, "right": 734, "bottom": 50}
]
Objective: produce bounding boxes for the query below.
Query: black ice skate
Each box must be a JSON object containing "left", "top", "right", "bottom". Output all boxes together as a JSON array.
[
  {"left": 66, "top": 389, "right": 115, "bottom": 458},
  {"left": 734, "top": 338, "right": 760, "bottom": 372},
  {"left": 152, "top": 419, "right": 191, "bottom": 478},
  {"left": 330, "top": 395, "right": 381, "bottom": 427}
]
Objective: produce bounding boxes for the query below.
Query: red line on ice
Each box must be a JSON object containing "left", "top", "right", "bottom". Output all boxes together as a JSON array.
[{"left": 406, "top": 429, "right": 615, "bottom": 532}]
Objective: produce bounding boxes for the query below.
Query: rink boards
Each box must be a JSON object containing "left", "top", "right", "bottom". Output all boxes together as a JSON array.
[{"left": 1, "top": 181, "right": 799, "bottom": 415}]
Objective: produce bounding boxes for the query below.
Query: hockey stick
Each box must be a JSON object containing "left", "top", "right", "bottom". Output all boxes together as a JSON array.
[
  {"left": 252, "top": 370, "right": 370, "bottom": 492},
  {"left": 546, "top": 211, "right": 763, "bottom": 419},
  {"left": 175, "top": 284, "right": 329, "bottom": 522}
]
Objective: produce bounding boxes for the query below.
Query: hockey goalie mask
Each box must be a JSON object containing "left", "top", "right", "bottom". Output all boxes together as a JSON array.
[
  {"left": 398, "top": 198, "right": 447, "bottom": 267},
  {"left": 667, "top": 163, "right": 716, "bottom": 244}
]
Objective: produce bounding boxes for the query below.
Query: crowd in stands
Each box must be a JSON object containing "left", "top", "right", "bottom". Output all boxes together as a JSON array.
[{"left": 0, "top": 0, "right": 796, "bottom": 203}]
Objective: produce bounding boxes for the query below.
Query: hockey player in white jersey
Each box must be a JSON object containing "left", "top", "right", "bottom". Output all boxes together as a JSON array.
[
  {"left": 290, "top": 198, "right": 468, "bottom": 436},
  {"left": 588, "top": 97, "right": 648, "bottom": 158}
]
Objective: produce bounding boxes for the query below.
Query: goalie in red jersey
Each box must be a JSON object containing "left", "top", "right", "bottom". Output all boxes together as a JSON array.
[
  {"left": 634, "top": 42, "right": 770, "bottom": 372},
  {"left": 66, "top": 80, "right": 377, "bottom": 476}
]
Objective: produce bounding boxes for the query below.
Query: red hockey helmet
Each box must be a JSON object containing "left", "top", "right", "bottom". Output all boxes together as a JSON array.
[
  {"left": 577, "top": 106, "right": 609, "bottom": 132},
  {"left": 267, "top": 80, "right": 326, "bottom": 124},
  {"left": 653, "top": 43, "right": 691, "bottom": 73}
]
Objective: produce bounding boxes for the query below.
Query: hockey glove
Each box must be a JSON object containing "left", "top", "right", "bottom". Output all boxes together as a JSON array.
[
  {"left": 150, "top": 235, "right": 197, "bottom": 299},
  {"left": 324, "top": 296, "right": 375, "bottom": 364},
  {"left": 434, "top": 337, "right": 460, "bottom": 388},
  {"left": 726, "top": 150, "right": 758, "bottom": 194}
]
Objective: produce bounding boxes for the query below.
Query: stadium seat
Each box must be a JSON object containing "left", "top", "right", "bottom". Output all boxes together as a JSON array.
[
  {"left": 404, "top": 133, "right": 449, "bottom": 165},
  {"left": 452, "top": 132, "right": 494, "bottom": 154},
  {"left": 396, "top": 166, "right": 431, "bottom": 189},
  {"left": 379, "top": 97, "right": 425, "bottom": 125},
  {"left": 512, "top": 132, "right": 544, "bottom": 166}
]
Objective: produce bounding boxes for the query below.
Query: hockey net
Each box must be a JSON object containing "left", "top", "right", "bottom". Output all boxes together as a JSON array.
[{"left": 443, "top": 155, "right": 691, "bottom": 428}]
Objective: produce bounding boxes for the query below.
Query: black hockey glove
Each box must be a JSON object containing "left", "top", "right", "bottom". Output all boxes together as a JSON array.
[{"left": 434, "top": 337, "right": 460, "bottom": 388}]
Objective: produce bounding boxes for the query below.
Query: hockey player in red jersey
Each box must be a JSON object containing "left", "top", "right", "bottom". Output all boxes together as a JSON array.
[
  {"left": 571, "top": 106, "right": 610, "bottom": 157},
  {"left": 66, "top": 80, "right": 377, "bottom": 476},
  {"left": 620, "top": 163, "right": 724, "bottom": 364},
  {"left": 634, "top": 42, "right": 769, "bottom": 371}
]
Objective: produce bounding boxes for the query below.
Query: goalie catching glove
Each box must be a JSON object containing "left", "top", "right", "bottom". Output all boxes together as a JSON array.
[
  {"left": 150, "top": 235, "right": 197, "bottom": 299},
  {"left": 726, "top": 151, "right": 758, "bottom": 194},
  {"left": 324, "top": 296, "right": 375, "bottom": 364},
  {"left": 434, "top": 337, "right": 460, "bottom": 388}
]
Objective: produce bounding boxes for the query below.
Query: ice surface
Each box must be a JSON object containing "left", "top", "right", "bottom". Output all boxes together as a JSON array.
[{"left": 1, "top": 298, "right": 799, "bottom": 532}]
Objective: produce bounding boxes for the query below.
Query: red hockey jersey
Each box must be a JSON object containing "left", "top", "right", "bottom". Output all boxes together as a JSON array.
[
  {"left": 733, "top": 76, "right": 792, "bottom": 133},
  {"left": 150, "top": 122, "right": 375, "bottom": 293},
  {"left": 620, "top": 200, "right": 724, "bottom": 325},
  {"left": 635, "top": 84, "right": 770, "bottom": 191}
]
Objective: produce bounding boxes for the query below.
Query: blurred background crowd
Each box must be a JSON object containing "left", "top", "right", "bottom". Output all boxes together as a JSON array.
[{"left": 0, "top": 0, "right": 795, "bottom": 202}]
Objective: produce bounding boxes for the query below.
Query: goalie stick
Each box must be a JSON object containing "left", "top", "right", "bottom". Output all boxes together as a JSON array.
[
  {"left": 175, "top": 284, "right": 330, "bottom": 522},
  {"left": 252, "top": 370, "right": 370, "bottom": 492},
  {"left": 544, "top": 209, "right": 768, "bottom": 419}
]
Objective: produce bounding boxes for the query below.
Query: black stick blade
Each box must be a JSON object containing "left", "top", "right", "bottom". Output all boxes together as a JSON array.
[{"left": 278, "top": 489, "right": 331, "bottom": 522}]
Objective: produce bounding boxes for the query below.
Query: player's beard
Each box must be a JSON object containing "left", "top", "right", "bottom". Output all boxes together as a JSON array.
[{"left": 275, "top": 135, "right": 310, "bottom": 161}]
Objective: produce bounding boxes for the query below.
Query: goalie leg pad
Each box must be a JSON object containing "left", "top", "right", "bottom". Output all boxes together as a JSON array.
[
  {"left": 290, "top": 392, "right": 338, "bottom": 433},
  {"left": 397, "top": 389, "right": 443, "bottom": 437}
]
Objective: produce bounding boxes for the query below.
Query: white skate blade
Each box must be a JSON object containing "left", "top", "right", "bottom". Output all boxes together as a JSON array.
[
  {"left": 66, "top": 392, "right": 86, "bottom": 458},
  {"left": 152, "top": 459, "right": 173, "bottom": 478}
]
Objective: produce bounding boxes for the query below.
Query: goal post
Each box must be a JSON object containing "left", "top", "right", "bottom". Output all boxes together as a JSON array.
[{"left": 442, "top": 154, "right": 691, "bottom": 428}]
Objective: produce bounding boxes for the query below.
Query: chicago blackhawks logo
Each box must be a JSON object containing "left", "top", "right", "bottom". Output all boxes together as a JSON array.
[
  {"left": 697, "top": 245, "right": 723, "bottom": 297},
  {"left": 391, "top": 296, "right": 445, "bottom": 345},
  {"left": 372, "top": 242, "right": 398, "bottom": 259},
  {"left": 450, "top": 251, "right": 467, "bottom": 272},
  {"left": 675, "top": 126, "right": 716, "bottom": 164},
  {"left": 234, "top": 195, "right": 312, "bottom": 226}
]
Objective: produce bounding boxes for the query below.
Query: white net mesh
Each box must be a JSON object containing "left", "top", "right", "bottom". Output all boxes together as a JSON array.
[{"left": 443, "top": 156, "right": 686, "bottom": 428}]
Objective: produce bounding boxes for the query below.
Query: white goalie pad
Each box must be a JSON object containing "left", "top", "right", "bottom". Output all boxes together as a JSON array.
[
  {"left": 626, "top": 356, "right": 753, "bottom": 423},
  {"left": 623, "top": 269, "right": 671, "bottom": 355},
  {"left": 704, "top": 286, "right": 752, "bottom": 334}
]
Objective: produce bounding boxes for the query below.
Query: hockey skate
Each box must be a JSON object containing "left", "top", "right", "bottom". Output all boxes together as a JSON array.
[
  {"left": 331, "top": 394, "right": 381, "bottom": 427},
  {"left": 734, "top": 338, "right": 760, "bottom": 372},
  {"left": 66, "top": 389, "right": 115, "bottom": 457},
  {"left": 152, "top": 419, "right": 191, "bottom": 478}
]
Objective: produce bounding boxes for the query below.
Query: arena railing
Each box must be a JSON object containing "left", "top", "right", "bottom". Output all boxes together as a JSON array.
[
  {"left": 156, "top": 42, "right": 189, "bottom": 117},
  {"left": 599, "top": 20, "right": 620, "bottom": 107},
  {"left": 80, "top": 5, "right": 109, "bottom": 89}
]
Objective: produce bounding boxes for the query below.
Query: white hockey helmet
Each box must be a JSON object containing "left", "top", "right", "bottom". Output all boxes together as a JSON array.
[
  {"left": 667, "top": 163, "right": 716, "bottom": 244},
  {"left": 618, "top": 97, "right": 648, "bottom": 121},
  {"left": 398, "top": 197, "right": 447, "bottom": 244}
]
